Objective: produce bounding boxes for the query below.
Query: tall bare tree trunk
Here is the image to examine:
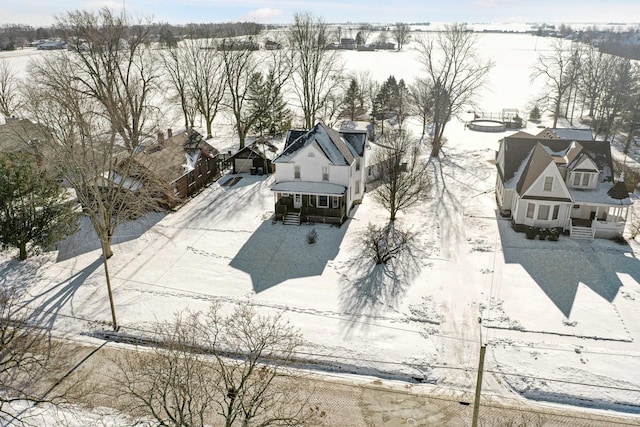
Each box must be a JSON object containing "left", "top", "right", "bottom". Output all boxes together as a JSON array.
[{"left": 102, "top": 242, "right": 118, "bottom": 331}]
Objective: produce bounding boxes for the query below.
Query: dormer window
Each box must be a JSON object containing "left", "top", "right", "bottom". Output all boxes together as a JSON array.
[
  {"left": 294, "top": 165, "right": 300, "bottom": 179},
  {"left": 543, "top": 176, "right": 553, "bottom": 192},
  {"left": 571, "top": 172, "right": 593, "bottom": 188}
]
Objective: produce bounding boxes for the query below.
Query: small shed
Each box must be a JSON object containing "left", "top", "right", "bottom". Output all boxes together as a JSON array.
[{"left": 229, "top": 139, "right": 276, "bottom": 174}]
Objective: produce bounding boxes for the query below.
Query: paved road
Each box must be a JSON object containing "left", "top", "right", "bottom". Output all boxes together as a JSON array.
[{"left": 51, "top": 341, "right": 640, "bottom": 427}]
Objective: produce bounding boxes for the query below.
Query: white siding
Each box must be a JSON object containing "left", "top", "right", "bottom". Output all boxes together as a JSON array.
[{"left": 521, "top": 162, "right": 571, "bottom": 201}]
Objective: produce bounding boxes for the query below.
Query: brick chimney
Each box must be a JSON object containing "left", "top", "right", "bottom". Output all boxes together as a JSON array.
[
  {"left": 167, "top": 128, "right": 173, "bottom": 139},
  {"left": 157, "top": 131, "right": 165, "bottom": 145}
]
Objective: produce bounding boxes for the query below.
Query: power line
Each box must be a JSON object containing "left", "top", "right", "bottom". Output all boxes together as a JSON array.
[{"left": 12, "top": 300, "right": 640, "bottom": 397}]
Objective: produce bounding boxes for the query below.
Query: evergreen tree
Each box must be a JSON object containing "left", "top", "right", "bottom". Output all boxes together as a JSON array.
[
  {"left": 341, "top": 79, "right": 363, "bottom": 120},
  {"left": 374, "top": 75, "right": 409, "bottom": 127},
  {"left": 529, "top": 105, "right": 541, "bottom": 121},
  {"left": 0, "top": 153, "right": 78, "bottom": 260},
  {"left": 248, "top": 70, "right": 292, "bottom": 137}
]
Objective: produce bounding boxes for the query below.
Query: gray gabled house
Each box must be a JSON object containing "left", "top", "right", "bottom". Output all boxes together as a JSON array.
[{"left": 496, "top": 129, "right": 631, "bottom": 239}]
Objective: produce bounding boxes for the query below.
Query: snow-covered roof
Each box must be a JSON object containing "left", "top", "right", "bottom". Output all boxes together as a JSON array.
[
  {"left": 570, "top": 184, "right": 631, "bottom": 205},
  {"left": 499, "top": 132, "right": 614, "bottom": 184},
  {"left": 274, "top": 122, "right": 359, "bottom": 166},
  {"left": 271, "top": 181, "right": 346, "bottom": 195}
]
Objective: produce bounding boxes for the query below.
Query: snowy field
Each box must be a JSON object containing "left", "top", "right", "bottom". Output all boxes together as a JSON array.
[{"left": 3, "top": 30, "right": 640, "bottom": 420}]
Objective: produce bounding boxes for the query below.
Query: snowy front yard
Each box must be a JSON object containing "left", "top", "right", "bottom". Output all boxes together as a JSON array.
[
  {"left": 3, "top": 115, "right": 640, "bottom": 415},
  {"left": 3, "top": 31, "right": 640, "bottom": 416}
]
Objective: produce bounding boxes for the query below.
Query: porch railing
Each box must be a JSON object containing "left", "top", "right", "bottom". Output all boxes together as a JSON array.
[{"left": 274, "top": 204, "right": 346, "bottom": 224}]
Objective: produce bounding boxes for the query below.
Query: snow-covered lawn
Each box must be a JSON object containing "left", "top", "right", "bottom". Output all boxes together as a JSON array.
[{"left": 3, "top": 30, "right": 640, "bottom": 417}]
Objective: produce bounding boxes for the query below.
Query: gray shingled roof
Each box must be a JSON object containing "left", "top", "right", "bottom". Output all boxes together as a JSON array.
[
  {"left": 135, "top": 129, "right": 217, "bottom": 183},
  {"left": 516, "top": 143, "right": 554, "bottom": 195},
  {"left": 500, "top": 134, "right": 613, "bottom": 185},
  {"left": 274, "top": 122, "right": 358, "bottom": 166},
  {"left": 536, "top": 128, "right": 594, "bottom": 141}
]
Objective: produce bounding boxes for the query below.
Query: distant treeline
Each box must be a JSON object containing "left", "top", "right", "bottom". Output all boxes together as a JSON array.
[{"left": 0, "top": 21, "right": 265, "bottom": 50}]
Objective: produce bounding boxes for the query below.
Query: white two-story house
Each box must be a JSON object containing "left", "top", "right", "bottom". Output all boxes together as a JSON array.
[
  {"left": 271, "top": 122, "right": 367, "bottom": 225},
  {"left": 496, "top": 129, "right": 631, "bottom": 239}
]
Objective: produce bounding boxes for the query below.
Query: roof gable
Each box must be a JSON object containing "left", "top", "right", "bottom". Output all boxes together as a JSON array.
[
  {"left": 499, "top": 132, "right": 614, "bottom": 185},
  {"left": 570, "top": 155, "right": 599, "bottom": 172},
  {"left": 274, "top": 122, "right": 356, "bottom": 166},
  {"left": 517, "top": 143, "right": 555, "bottom": 194}
]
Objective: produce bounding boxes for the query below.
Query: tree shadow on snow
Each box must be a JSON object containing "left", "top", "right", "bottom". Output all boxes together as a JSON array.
[
  {"left": 25, "top": 257, "right": 103, "bottom": 330},
  {"left": 497, "top": 216, "right": 640, "bottom": 318},
  {"left": 427, "top": 155, "right": 469, "bottom": 258},
  {"left": 339, "top": 226, "right": 422, "bottom": 332},
  {"left": 180, "top": 174, "right": 272, "bottom": 226},
  {"left": 56, "top": 212, "right": 166, "bottom": 262},
  {"left": 229, "top": 220, "right": 348, "bottom": 293},
  {"left": 0, "top": 256, "right": 48, "bottom": 289}
]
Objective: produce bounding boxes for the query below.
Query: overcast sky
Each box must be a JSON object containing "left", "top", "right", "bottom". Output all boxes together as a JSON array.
[{"left": 2, "top": 0, "right": 639, "bottom": 27}]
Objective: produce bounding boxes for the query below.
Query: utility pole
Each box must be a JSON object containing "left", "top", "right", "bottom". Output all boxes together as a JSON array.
[{"left": 472, "top": 317, "right": 486, "bottom": 427}]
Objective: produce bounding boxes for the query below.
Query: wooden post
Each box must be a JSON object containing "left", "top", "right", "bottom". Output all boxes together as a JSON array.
[{"left": 471, "top": 344, "right": 487, "bottom": 427}]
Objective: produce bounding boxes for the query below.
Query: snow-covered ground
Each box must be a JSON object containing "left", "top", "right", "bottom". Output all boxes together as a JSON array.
[{"left": 3, "top": 31, "right": 640, "bottom": 420}]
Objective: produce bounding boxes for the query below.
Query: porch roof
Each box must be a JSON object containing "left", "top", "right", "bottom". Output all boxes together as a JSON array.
[
  {"left": 569, "top": 185, "right": 631, "bottom": 206},
  {"left": 271, "top": 181, "right": 346, "bottom": 195}
]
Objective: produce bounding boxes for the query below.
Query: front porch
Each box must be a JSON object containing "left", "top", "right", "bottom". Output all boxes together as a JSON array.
[
  {"left": 568, "top": 205, "right": 629, "bottom": 239},
  {"left": 272, "top": 181, "right": 348, "bottom": 225},
  {"left": 275, "top": 203, "right": 347, "bottom": 225}
]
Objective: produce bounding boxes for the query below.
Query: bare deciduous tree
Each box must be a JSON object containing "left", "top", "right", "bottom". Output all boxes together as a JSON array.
[
  {"left": 111, "top": 303, "right": 322, "bottom": 427},
  {"left": 415, "top": 24, "right": 493, "bottom": 157},
  {"left": 409, "top": 78, "right": 434, "bottom": 138},
  {"left": 392, "top": 23, "right": 411, "bottom": 51},
  {"left": 25, "top": 52, "right": 164, "bottom": 330},
  {"left": 0, "top": 286, "right": 78, "bottom": 425},
  {"left": 289, "top": 12, "right": 344, "bottom": 129},
  {"left": 184, "top": 38, "right": 226, "bottom": 139},
  {"left": 0, "top": 59, "right": 21, "bottom": 118},
  {"left": 579, "top": 44, "right": 616, "bottom": 119},
  {"left": 369, "top": 129, "right": 430, "bottom": 221},
  {"left": 56, "top": 8, "right": 161, "bottom": 153},
  {"left": 160, "top": 42, "right": 199, "bottom": 130},
  {"left": 531, "top": 38, "right": 581, "bottom": 128},
  {"left": 363, "top": 222, "right": 414, "bottom": 265},
  {"left": 221, "top": 41, "right": 261, "bottom": 149},
  {"left": 356, "top": 24, "right": 372, "bottom": 47}
]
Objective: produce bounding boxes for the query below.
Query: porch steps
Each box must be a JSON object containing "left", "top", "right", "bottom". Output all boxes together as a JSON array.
[
  {"left": 283, "top": 211, "right": 301, "bottom": 226},
  {"left": 570, "top": 226, "right": 594, "bottom": 240}
]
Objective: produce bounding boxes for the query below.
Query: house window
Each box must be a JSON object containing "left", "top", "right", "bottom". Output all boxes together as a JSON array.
[
  {"left": 537, "top": 205, "right": 550, "bottom": 220},
  {"left": 573, "top": 172, "right": 581, "bottom": 186},
  {"left": 318, "top": 195, "right": 328, "bottom": 208},
  {"left": 355, "top": 180, "right": 361, "bottom": 194},
  {"left": 322, "top": 166, "right": 329, "bottom": 181},
  {"left": 552, "top": 205, "right": 559, "bottom": 220},
  {"left": 543, "top": 176, "right": 553, "bottom": 191},
  {"left": 295, "top": 194, "right": 301, "bottom": 203},
  {"left": 526, "top": 203, "right": 535, "bottom": 219},
  {"left": 332, "top": 196, "right": 339, "bottom": 208},
  {"left": 572, "top": 172, "right": 592, "bottom": 188},
  {"left": 356, "top": 158, "right": 361, "bottom": 171},
  {"left": 294, "top": 165, "right": 300, "bottom": 179}
]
